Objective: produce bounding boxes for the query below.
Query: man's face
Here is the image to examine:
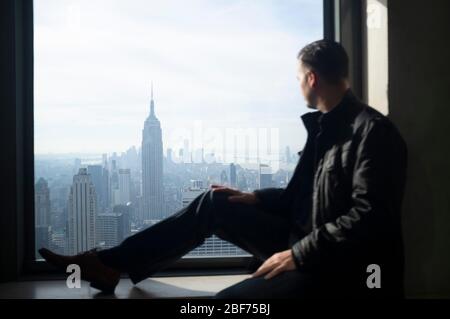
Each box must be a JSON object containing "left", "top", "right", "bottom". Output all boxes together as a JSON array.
[{"left": 296, "top": 60, "right": 318, "bottom": 109}]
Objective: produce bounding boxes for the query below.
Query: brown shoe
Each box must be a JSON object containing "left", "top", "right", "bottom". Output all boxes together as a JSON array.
[{"left": 39, "top": 248, "right": 120, "bottom": 293}]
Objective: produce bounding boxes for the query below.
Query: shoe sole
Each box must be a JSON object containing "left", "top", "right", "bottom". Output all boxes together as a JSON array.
[{"left": 90, "top": 280, "right": 116, "bottom": 294}]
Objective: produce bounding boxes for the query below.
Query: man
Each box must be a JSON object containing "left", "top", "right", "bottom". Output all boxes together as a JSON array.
[{"left": 40, "top": 40, "right": 407, "bottom": 298}]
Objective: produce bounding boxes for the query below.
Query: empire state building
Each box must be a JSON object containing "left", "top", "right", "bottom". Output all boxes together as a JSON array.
[{"left": 141, "top": 84, "right": 164, "bottom": 221}]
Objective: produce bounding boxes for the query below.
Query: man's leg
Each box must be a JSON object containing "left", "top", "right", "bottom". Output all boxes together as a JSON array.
[
  {"left": 215, "top": 270, "right": 321, "bottom": 299},
  {"left": 97, "top": 189, "right": 292, "bottom": 284}
]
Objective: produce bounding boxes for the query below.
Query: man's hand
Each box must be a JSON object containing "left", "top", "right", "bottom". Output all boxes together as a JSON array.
[
  {"left": 210, "top": 184, "right": 259, "bottom": 205},
  {"left": 251, "top": 250, "right": 297, "bottom": 280}
]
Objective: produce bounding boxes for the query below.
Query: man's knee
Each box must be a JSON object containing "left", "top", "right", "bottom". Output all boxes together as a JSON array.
[{"left": 207, "top": 189, "right": 234, "bottom": 212}]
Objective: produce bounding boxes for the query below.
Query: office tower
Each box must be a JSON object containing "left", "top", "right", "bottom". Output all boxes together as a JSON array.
[
  {"left": 137, "top": 147, "right": 142, "bottom": 172},
  {"left": 97, "top": 205, "right": 131, "bottom": 249},
  {"left": 96, "top": 213, "right": 120, "bottom": 249},
  {"left": 110, "top": 160, "right": 120, "bottom": 207},
  {"left": 110, "top": 153, "right": 119, "bottom": 170},
  {"left": 113, "top": 204, "right": 132, "bottom": 240},
  {"left": 182, "top": 180, "right": 247, "bottom": 257},
  {"left": 141, "top": 84, "right": 164, "bottom": 221},
  {"left": 181, "top": 180, "right": 205, "bottom": 207},
  {"left": 87, "top": 165, "right": 103, "bottom": 212},
  {"left": 230, "top": 163, "right": 237, "bottom": 187},
  {"left": 259, "top": 164, "right": 273, "bottom": 189},
  {"left": 35, "top": 178, "right": 51, "bottom": 258},
  {"left": 101, "top": 166, "right": 110, "bottom": 210},
  {"left": 35, "top": 178, "right": 51, "bottom": 227},
  {"left": 125, "top": 146, "right": 139, "bottom": 172},
  {"left": 118, "top": 168, "right": 131, "bottom": 205},
  {"left": 67, "top": 168, "right": 97, "bottom": 254},
  {"left": 50, "top": 230, "right": 66, "bottom": 255}
]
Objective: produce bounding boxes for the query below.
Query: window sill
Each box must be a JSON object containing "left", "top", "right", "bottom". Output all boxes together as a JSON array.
[{"left": 0, "top": 274, "right": 250, "bottom": 299}]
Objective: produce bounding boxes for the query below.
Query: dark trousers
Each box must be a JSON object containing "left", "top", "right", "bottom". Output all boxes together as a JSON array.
[{"left": 98, "top": 190, "right": 320, "bottom": 298}]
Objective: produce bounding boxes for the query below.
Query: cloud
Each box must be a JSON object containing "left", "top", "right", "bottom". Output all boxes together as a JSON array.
[{"left": 34, "top": 0, "right": 322, "bottom": 154}]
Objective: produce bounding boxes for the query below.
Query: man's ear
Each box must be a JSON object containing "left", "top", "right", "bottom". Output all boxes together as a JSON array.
[{"left": 308, "top": 71, "right": 318, "bottom": 89}]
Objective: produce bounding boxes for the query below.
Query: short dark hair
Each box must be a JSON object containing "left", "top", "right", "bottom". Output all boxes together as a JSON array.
[{"left": 297, "top": 40, "right": 349, "bottom": 84}]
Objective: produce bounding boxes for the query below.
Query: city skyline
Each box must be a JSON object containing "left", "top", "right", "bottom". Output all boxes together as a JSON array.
[
  {"left": 33, "top": 0, "right": 322, "bottom": 259},
  {"left": 34, "top": 90, "right": 299, "bottom": 257}
]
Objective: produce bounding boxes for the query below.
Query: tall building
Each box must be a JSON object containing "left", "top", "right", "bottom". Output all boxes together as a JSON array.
[
  {"left": 35, "top": 178, "right": 51, "bottom": 258},
  {"left": 141, "top": 84, "right": 164, "bottom": 220},
  {"left": 237, "top": 172, "right": 248, "bottom": 191},
  {"left": 230, "top": 163, "right": 237, "bottom": 187},
  {"left": 259, "top": 164, "right": 273, "bottom": 189},
  {"left": 101, "top": 166, "right": 110, "bottom": 209},
  {"left": 97, "top": 204, "right": 131, "bottom": 249},
  {"left": 67, "top": 168, "right": 97, "bottom": 254},
  {"left": 118, "top": 168, "right": 131, "bottom": 205},
  {"left": 35, "top": 178, "right": 51, "bottom": 227},
  {"left": 110, "top": 159, "right": 119, "bottom": 207},
  {"left": 87, "top": 165, "right": 103, "bottom": 212},
  {"left": 113, "top": 204, "right": 132, "bottom": 240},
  {"left": 181, "top": 180, "right": 205, "bottom": 207},
  {"left": 50, "top": 230, "right": 66, "bottom": 255},
  {"left": 125, "top": 146, "right": 139, "bottom": 172}
]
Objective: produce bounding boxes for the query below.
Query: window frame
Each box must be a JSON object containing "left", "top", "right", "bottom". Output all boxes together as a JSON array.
[{"left": 13, "top": 0, "right": 341, "bottom": 278}]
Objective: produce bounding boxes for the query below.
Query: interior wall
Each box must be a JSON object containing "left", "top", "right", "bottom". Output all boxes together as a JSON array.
[
  {"left": 388, "top": 0, "right": 450, "bottom": 298},
  {"left": 0, "top": 0, "right": 20, "bottom": 283}
]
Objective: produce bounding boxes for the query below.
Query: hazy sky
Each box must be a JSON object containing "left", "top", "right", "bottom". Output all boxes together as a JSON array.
[{"left": 34, "top": 0, "right": 323, "bottom": 158}]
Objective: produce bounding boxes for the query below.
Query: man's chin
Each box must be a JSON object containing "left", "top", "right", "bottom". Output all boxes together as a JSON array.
[{"left": 306, "top": 104, "right": 317, "bottom": 110}]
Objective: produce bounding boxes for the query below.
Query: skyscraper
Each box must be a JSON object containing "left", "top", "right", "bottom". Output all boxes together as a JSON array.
[
  {"left": 35, "top": 178, "right": 51, "bottom": 258},
  {"left": 87, "top": 165, "right": 103, "bottom": 212},
  {"left": 67, "top": 168, "right": 97, "bottom": 254},
  {"left": 35, "top": 178, "right": 51, "bottom": 227},
  {"left": 118, "top": 168, "right": 131, "bottom": 205},
  {"left": 96, "top": 209, "right": 130, "bottom": 249},
  {"left": 259, "top": 164, "right": 273, "bottom": 189},
  {"left": 141, "top": 84, "right": 164, "bottom": 221},
  {"left": 110, "top": 159, "right": 119, "bottom": 207},
  {"left": 230, "top": 163, "right": 237, "bottom": 187},
  {"left": 101, "top": 165, "right": 110, "bottom": 210}
]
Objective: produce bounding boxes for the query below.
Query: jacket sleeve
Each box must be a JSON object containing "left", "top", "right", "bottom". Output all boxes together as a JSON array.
[
  {"left": 253, "top": 187, "right": 285, "bottom": 213},
  {"left": 291, "top": 118, "right": 406, "bottom": 268}
]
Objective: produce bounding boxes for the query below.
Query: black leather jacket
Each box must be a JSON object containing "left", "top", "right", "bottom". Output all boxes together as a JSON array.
[{"left": 254, "top": 90, "right": 407, "bottom": 296}]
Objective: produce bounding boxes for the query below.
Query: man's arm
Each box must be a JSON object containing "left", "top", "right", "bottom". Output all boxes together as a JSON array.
[{"left": 291, "top": 118, "right": 407, "bottom": 268}]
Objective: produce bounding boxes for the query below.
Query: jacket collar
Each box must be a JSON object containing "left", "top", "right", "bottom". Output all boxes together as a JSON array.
[{"left": 300, "top": 89, "right": 359, "bottom": 134}]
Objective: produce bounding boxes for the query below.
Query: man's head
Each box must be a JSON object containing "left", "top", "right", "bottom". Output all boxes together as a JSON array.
[{"left": 296, "top": 40, "right": 349, "bottom": 109}]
